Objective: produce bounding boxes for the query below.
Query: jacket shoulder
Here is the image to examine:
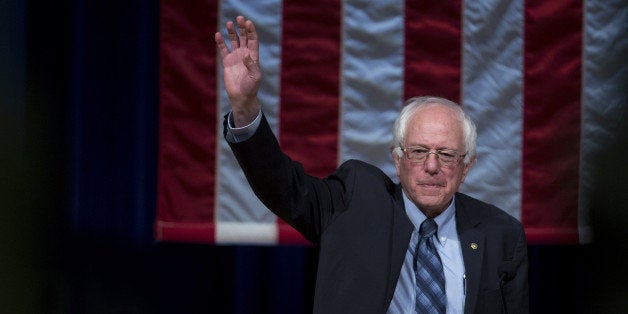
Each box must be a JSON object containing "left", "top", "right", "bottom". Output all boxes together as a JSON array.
[
  {"left": 455, "top": 192, "right": 524, "bottom": 231},
  {"left": 333, "top": 159, "right": 397, "bottom": 193}
]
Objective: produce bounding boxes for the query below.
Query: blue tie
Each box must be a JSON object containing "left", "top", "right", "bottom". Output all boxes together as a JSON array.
[{"left": 414, "top": 218, "right": 446, "bottom": 314}]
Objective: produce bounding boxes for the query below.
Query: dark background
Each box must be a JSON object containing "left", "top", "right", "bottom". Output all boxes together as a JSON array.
[{"left": 3, "top": 1, "right": 626, "bottom": 313}]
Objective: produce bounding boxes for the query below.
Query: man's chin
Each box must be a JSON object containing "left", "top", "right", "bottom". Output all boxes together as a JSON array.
[{"left": 417, "top": 187, "right": 445, "bottom": 198}]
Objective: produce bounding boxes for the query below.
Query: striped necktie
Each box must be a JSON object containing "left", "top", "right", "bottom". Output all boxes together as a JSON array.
[{"left": 414, "top": 218, "right": 446, "bottom": 313}]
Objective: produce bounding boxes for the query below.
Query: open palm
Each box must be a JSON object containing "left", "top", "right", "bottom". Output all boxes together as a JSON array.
[{"left": 215, "top": 17, "right": 261, "bottom": 111}]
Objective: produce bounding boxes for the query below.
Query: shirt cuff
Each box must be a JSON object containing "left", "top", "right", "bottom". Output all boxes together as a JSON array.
[{"left": 226, "top": 110, "right": 262, "bottom": 142}]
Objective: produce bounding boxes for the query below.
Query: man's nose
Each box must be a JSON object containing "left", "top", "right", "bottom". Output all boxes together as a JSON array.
[{"left": 423, "top": 153, "right": 440, "bottom": 174}]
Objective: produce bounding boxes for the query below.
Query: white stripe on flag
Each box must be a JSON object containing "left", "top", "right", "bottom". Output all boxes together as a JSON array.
[
  {"left": 459, "top": 0, "right": 524, "bottom": 220},
  {"left": 216, "top": 222, "right": 277, "bottom": 245},
  {"left": 340, "top": 0, "right": 404, "bottom": 178},
  {"left": 215, "top": 1, "right": 282, "bottom": 241},
  {"left": 579, "top": 0, "right": 628, "bottom": 243}
]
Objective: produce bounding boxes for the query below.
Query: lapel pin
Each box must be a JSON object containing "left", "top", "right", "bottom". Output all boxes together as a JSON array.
[{"left": 470, "top": 243, "right": 478, "bottom": 250}]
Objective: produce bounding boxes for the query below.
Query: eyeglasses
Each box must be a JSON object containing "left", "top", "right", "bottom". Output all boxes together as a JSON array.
[{"left": 400, "top": 146, "right": 466, "bottom": 168}]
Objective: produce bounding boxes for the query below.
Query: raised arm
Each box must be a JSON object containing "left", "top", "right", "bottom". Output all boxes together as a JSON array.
[{"left": 215, "top": 16, "right": 261, "bottom": 127}]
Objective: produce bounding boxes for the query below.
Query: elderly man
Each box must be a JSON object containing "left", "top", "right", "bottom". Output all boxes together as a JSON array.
[{"left": 215, "top": 16, "right": 528, "bottom": 314}]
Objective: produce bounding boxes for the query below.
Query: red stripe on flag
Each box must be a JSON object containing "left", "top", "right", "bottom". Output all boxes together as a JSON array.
[
  {"left": 156, "top": 0, "right": 219, "bottom": 242},
  {"left": 277, "top": 0, "right": 341, "bottom": 245},
  {"left": 155, "top": 221, "right": 216, "bottom": 244},
  {"left": 404, "top": 0, "right": 462, "bottom": 102},
  {"left": 279, "top": 0, "right": 342, "bottom": 178},
  {"left": 522, "top": 0, "right": 582, "bottom": 244},
  {"left": 278, "top": 224, "right": 312, "bottom": 245}
]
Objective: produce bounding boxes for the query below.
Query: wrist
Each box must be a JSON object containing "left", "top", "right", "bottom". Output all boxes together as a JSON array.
[{"left": 231, "top": 98, "right": 261, "bottom": 127}]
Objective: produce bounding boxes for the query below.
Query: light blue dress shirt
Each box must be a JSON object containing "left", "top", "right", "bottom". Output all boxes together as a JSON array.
[{"left": 387, "top": 192, "right": 466, "bottom": 314}]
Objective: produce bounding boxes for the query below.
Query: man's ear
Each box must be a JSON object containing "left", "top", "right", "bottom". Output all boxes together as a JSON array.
[
  {"left": 392, "top": 150, "right": 402, "bottom": 178},
  {"left": 460, "top": 156, "right": 476, "bottom": 183}
]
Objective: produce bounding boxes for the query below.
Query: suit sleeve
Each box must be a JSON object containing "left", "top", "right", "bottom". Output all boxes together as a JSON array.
[{"left": 223, "top": 113, "right": 347, "bottom": 244}]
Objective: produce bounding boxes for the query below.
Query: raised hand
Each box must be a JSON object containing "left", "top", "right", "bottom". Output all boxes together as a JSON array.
[{"left": 215, "top": 16, "right": 261, "bottom": 127}]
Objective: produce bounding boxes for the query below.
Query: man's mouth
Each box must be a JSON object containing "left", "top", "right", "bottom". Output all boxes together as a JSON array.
[{"left": 417, "top": 181, "right": 445, "bottom": 188}]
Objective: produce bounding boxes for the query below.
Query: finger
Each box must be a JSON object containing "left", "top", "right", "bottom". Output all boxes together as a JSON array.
[
  {"left": 226, "top": 20, "right": 238, "bottom": 49},
  {"left": 215, "top": 32, "right": 230, "bottom": 59},
  {"left": 236, "top": 16, "right": 247, "bottom": 49},
  {"left": 245, "top": 20, "right": 259, "bottom": 62}
]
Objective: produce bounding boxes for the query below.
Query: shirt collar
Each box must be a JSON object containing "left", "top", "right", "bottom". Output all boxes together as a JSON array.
[{"left": 402, "top": 192, "right": 457, "bottom": 247}]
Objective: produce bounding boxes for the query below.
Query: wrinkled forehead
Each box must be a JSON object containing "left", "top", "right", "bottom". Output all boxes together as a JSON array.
[{"left": 405, "top": 105, "right": 465, "bottom": 148}]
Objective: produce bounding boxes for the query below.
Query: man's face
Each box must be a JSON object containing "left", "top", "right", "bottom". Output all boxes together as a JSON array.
[{"left": 393, "top": 104, "right": 474, "bottom": 217}]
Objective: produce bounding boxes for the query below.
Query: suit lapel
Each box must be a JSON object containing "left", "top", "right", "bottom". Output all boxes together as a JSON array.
[
  {"left": 455, "top": 195, "right": 485, "bottom": 314},
  {"left": 384, "top": 184, "right": 414, "bottom": 310}
]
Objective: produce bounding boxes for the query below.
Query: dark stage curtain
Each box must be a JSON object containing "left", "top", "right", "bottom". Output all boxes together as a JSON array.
[{"left": 5, "top": 1, "right": 622, "bottom": 313}]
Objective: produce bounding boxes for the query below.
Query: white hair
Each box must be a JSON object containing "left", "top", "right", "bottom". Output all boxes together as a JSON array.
[{"left": 391, "top": 96, "right": 477, "bottom": 165}]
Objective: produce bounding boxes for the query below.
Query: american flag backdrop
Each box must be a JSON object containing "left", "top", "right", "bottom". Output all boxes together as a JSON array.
[{"left": 155, "top": 0, "right": 627, "bottom": 245}]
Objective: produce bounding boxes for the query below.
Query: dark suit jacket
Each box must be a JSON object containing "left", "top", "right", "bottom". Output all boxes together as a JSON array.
[{"left": 226, "top": 114, "right": 529, "bottom": 314}]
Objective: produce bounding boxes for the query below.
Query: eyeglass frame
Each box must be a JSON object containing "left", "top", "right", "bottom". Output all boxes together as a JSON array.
[{"left": 399, "top": 145, "right": 467, "bottom": 168}]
